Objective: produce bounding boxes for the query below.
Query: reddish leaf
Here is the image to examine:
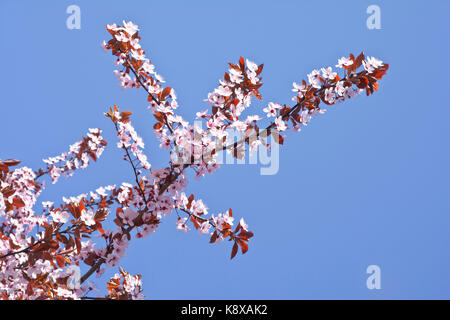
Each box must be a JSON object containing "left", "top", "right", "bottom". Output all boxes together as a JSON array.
[
  {"left": 9, "top": 238, "right": 20, "bottom": 250},
  {"left": 239, "top": 56, "right": 245, "bottom": 69},
  {"left": 2, "top": 159, "right": 21, "bottom": 167},
  {"left": 230, "top": 98, "right": 240, "bottom": 106},
  {"left": 190, "top": 216, "right": 200, "bottom": 229},
  {"left": 114, "top": 217, "right": 123, "bottom": 227},
  {"left": 256, "top": 64, "right": 264, "bottom": 76},
  {"left": 120, "top": 111, "right": 132, "bottom": 117},
  {"left": 120, "top": 111, "right": 132, "bottom": 123},
  {"left": 228, "top": 63, "right": 240, "bottom": 71},
  {"left": 231, "top": 242, "right": 239, "bottom": 260},
  {"left": 12, "top": 196, "right": 25, "bottom": 208},
  {"left": 94, "top": 208, "right": 109, "bottom": 222},
  {"left": 252, "top": 90, "right": 262, "bottom": 100},
  {"left": 152, "top": 112, "right": 163, "bottom": 122},
  {"left": 209, "top": 231, "right": 218, "bottom": 243},
  {"left": 349, "top": 53, "right": 355, "bottom": 63},
  {"left": 79, "top": 201, "right": 86, "bottom": 213},
  {"left": 68, "top": 204, "right": 80, "bottom": 219},
  {"left": 161, "top": 86, "right": 172, "bottom": 100},
  {"left": 355, "top": 52, "right": 365, "bottom": 70},
  {"left": 26, "top": 281, "right": 34, "bottom": 296},
  {"left": 89, "top": 151, "right": 97, "bottom": 162},
  {"left": 187, "top": 194, "right": 194, "bottom": 210},
  {"left": 56, "top": 255, "right": 65, "bottom": 268},
  {"left": 357, "top": 76, "right": 369, "bottom": 89},
  {"left": 372, "top": 65, "right": 389, "bottom": 80},
  {"left": 0, "top": 163, "right": 9, "bottom": 173},
  {"left": 44, "top": 225, "right": 54, "bottom": 240},
  {"left": 239, "top": 230, "right": 254, "bottom": 240},
  {"left": 84, "top": 252, "right": 98, "bottom": 266},
  {"left": 153, "top": 122, "right": 163, "bottom": 130},
  {"left": 75, "top": 236, "right": 82, "bottom": 255},
  {"left": 224, "top": 72, "right": 231, "bottom": 83},
  {"left": 238, "top": 239, "right": 249, "bottom": 254}
]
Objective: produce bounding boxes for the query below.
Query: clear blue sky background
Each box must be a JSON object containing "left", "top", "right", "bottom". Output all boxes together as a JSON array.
[{"left": 1, "top": 0, "right": 449, "bottom": 299}]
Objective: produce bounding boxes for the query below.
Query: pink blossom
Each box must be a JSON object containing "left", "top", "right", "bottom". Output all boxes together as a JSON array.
[
  {"left": 307, "top": 69, "right": 321, "bottom": 89},
  {"left": 119, "top": 208, "right": 138, "bottom": 226},
  {"left": 263, "top": 102, "right": 281, "bottom": 118},
  {"left": 212, "top": 210, "right": 234, "bottom": 232},
  {"left": 336, "top": 56, "right": 354, "bottom": 68},
  {"left": 245, "top": 115, "right": 261, "bottom": 123},
  {"left": 96, "top": 186, "right": 108, "bottom": 197},
  {"left": 50, "top": 210, "right": 69, "bottom": 224},
  {"left": 115, "top": 32, "right": 129, "bottom": 43},
  {"left": 191, "top": 199, "right": 208, "bottom": 216},
  {"left": 215, "top": 85, "right": 232, "bottom": 97},
  {"left": 175, "top": 217, "right": 190, "bottom": 232},
  {"left": 321, "top": 67, "right": 337, "bottom": 80},
  {"left": 363, "top": 56, "right": 383, "bottom": 73},
  {"left": 196, "top": 110, "right": 209, "bottom": 119},
  {"left": 131, "top": 49, "right": 145, "bottom": 61},
  {"left": 335, "top": 81, "right": 345, "bottom": 96},
  {"left": 275, "top": 117, "right": 287, "bottom": 132},
  {"left": 199, "top": 221, "right": 211, "bottom": 235},
  {"left": 231, "top": 120, "right": 248, "bottom": 131},
  {"left": 246, "top": 59, "right": 258, "bottom": 72},
  {"left": 142, "top": 61, "right": 155, "bottom": 74},
  {"left": 42, "top": 201, "right": 53, "bottom": 209},
  {"left": 324, "top": 87, "right": 336, "bottom": 104},
  {"left": 122, "top": 20, "right": 139, "bottom": 36},
  {"left": 292, "top": 82, "right": 306, "bottom": 102},
  {"left": 239, "top": 217, "right": 249, "bottom": 231},
  {"left": 80, "top": 210, "right": 96, "bottom": 226},
  {"left": 136, "top": 223, "right": 158, "bottom": 239}
]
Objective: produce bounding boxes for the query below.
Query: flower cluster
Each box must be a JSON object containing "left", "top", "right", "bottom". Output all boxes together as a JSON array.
[
  {"left": 0, "top": 165, "right": 115, "bottom": 299},
  {"left": 105, "top": 267, "right": 144, "bottom": 300},
  {"left": 108, "top": 106, "right": 151, "bottom": 170},
  {"left": 173, "top": 192, "right": 253, "bottom": 258},
  {"left": 263, "top": 52, "right": 389, "bottom": 137},
  {"left": 39, "top": 128, "right": 107, "bottom": 184}
]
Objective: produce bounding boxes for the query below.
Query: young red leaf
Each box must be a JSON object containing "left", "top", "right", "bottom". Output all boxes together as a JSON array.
[
  {"left": 256, "top": 63, "right": 264, "bottom": 76},
  {"left": 153, "top": 122, "right": 163, "bottom": 130},
  {"left": 2, "top": 159, "right": 21, "bottom": 167},
  {"left": 56, "top": 255, "right": 65, "bottom": 268},
  {"left": 231, "top": 242, "right": 239, "bottom": 260},
  {"left": 161, "top": 86, "right": 172, "bottom": 100},
  {"left": 239, "top": 56, "right": 245, "bottom": 69},
  {"left": 12, "top": 197, "right": 25, "bottom": 208}
]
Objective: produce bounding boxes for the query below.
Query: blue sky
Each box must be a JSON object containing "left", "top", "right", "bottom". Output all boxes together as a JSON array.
[{"left": 1, "top": 0, "right": 450, "bottom": 299}]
